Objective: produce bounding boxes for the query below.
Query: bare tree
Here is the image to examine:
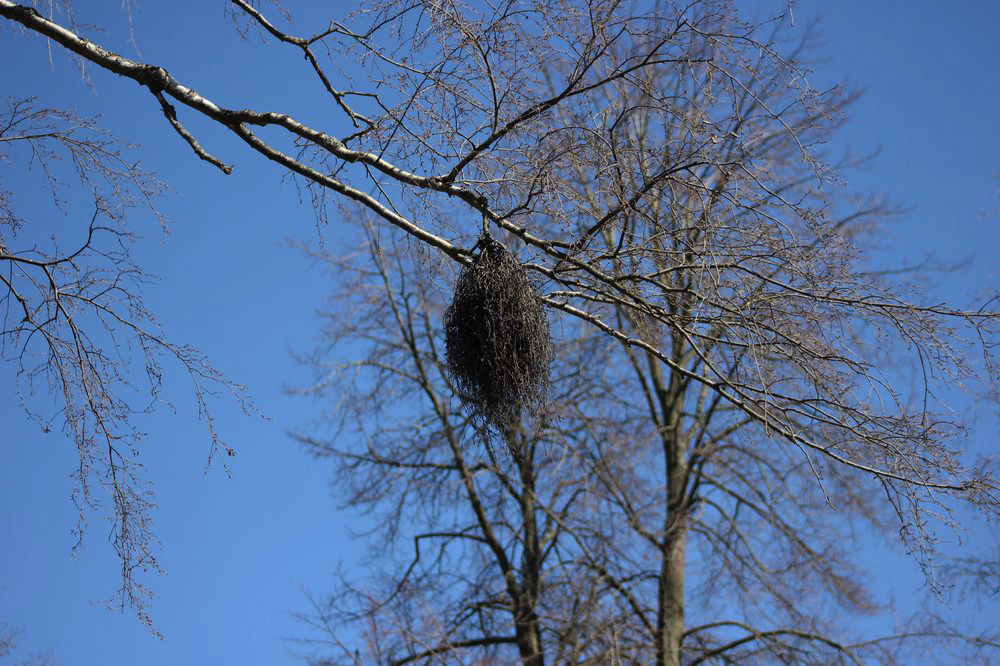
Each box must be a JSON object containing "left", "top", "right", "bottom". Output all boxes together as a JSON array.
[
  {"left": 0, "top": 98, "right": 252, "bottom": 628},
  {"left": 289, "top": 210, "right": 999, "bottom": 665},
  {"left": 2, "top": 0, "right": 999, "bottom": 663},
  {"left": 0, "top": 622, "right": 54, "bottom": 666}
]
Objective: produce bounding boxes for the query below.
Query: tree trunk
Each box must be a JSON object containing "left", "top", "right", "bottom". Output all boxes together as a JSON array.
[
  {"left": 656, "top": 525, "right": 687, "bottom": 666},
  {"left": 516, "top": 441, "right": 545, "bottom": 666},
  {"left": 651, "top": 347, "right": 688, "bottom": 666},
  {"left": 514, "top": 606, "right": 545, "bottom": 666}
]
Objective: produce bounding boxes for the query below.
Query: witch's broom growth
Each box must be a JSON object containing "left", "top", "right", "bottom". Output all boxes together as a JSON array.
[{"left": 444, "top": 233, "right": 552, "bottom": 439}]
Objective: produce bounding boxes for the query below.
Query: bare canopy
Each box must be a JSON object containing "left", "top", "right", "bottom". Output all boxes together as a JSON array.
[{"left": 2, "top": 0, "right": 999, "bottom": 663}]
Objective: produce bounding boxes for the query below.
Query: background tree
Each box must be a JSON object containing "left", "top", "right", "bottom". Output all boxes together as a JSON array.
[
  {"left": 1, "top": 622, "right": 52, "bottom": 666},
  {"left": 2, "top": 0, "right": 999, "bottom": 663}
]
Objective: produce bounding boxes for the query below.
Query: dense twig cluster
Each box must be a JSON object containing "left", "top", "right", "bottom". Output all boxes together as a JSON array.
[{"left": 444, "top": 234, "right": 551, "bottom": 436}]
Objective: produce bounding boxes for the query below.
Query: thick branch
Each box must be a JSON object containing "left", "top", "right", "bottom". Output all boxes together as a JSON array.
[
  {"left": 390, "top": 636, "right": 518, "bottom": 666},
  {"left": 685, "top": 620, "right": 860, "bottom": 666}
]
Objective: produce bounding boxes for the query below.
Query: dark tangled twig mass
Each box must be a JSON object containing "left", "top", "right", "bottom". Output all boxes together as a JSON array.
[{"left": 444, "top": 234, "right": 552, "bottom": 436}]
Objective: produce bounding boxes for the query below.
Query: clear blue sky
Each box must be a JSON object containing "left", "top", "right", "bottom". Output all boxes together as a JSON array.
[{"left": 1, "top": 1, "right": 998, "bottom": 664}]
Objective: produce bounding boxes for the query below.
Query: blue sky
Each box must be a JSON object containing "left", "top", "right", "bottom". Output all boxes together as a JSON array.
[{"left": 1, "top": 1, "right": 998, "bottom": 664}]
